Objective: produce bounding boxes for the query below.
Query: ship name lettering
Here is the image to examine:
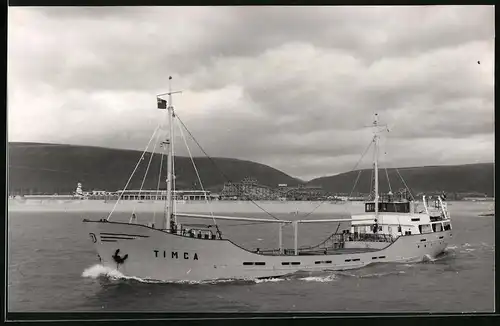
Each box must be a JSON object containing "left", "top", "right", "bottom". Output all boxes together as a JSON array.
[{"left": 153, "top": 250, "right": 198, "bottom": 260}]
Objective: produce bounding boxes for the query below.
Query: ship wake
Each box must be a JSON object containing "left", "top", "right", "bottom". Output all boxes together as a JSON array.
[
  {"left": 81, "top": 264, "right": 343, "bottom": 285},
  {"left": 82, "top": 264, "right": 164, "bottom": 284}
]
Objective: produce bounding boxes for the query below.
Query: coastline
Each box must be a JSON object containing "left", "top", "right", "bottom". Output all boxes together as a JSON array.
[{"left": 7, "top": 199, "right": 365, "bottom": 214}]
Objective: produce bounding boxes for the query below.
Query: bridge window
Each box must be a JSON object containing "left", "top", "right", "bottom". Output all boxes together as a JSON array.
[
  {"left": 365, "top": 203, "right": 375, "bottom": 212},
  {"left": 443, "top": 222, "right": 452, "bottom": 231},
  {"left": 432, "top": 223, "right": 443, "bottom": 232},
  {"left": 365, "top": 202, "right": 410, "bottom": 213},
  {"left": 418, "top": 224, "right": 432, "bottom": 234}
]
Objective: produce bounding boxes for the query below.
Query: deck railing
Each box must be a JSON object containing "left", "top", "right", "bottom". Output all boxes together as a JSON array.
[{"left": 255, "top": 232, "right": 397, "bottom": 256}]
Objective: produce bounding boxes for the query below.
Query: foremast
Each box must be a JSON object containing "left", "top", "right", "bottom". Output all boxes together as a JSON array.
[
  {"left": 373, "top": 115, "right": 380, "bottom": 224},
  {"left": 158, "top": 76, "right": 182, "bottom": 232}
]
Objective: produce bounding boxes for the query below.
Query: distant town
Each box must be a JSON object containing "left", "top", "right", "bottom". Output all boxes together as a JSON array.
[{"left": 9, "top": 176, "right": 494, "bottom": 202}]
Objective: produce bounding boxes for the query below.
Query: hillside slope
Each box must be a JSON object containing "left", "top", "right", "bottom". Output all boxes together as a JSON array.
[
  {"left": 8, "top": 142, "right": 303, "bottom": 194},
  {"left": 307, "top": 163, "right": 494, "bottom": 197}
]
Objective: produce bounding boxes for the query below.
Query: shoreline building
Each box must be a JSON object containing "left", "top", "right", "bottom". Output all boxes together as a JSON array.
[
  {"left": 114, "top": 189, "right": 218, "bottom": 201},
  {"left": 220, "top": 177, "right": 278, "bottom": 200}
]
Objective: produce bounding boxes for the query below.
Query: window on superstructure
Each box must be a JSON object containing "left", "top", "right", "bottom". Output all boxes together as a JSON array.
[
  {"left": 432, "top": 223, "right": 443, "bottom": 232},
  {"left": 418, "top": 224, "right": 432, "bottom": 234}
]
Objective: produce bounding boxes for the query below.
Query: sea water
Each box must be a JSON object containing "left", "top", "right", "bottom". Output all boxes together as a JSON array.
[{"left": 7, "top": 201, "right": 495, "bottom": 312}]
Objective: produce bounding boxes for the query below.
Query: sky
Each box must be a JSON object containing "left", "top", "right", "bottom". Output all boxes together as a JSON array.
[{"left": 8, "top": 6, "right": 495, "bottom": 181}]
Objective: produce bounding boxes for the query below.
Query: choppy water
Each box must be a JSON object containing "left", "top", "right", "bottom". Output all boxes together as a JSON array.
[{"left": 7, "top": 201, "right": 495, "bottom": 312}]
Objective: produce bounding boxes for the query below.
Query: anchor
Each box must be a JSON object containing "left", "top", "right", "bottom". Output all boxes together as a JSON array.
[{"left": 112, "top": 249, "right": 128, "bottom": 268}]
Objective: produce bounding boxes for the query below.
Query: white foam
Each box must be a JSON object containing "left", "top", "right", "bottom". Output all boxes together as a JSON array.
[
  {"left": 359, "top": 271, "right": 405, "bottom": 278},
  {"left": 254, "top": 278, "right": 286, "bottom": 283},
  {"left": 81, "top": 264, "right": 160, "bottom": 283},
  {"left": 81, "top": 266, "right": 279, "bottom": 285},
  {"left": 445, "top": 245, "right": 458, "bottom": 251},
  {"left": 422, "top": 254, "right": 436, "bottom": 262},
  {"left": 299, "top": 274, "right": 337, "bottom": 282},
  {"left": 82, "top": 264, "right": 124, "bottom": 279}
]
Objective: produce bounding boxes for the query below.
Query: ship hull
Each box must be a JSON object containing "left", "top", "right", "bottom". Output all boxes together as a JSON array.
[{"left": 84, "top": 220, "right": 452, "bottom": 282}]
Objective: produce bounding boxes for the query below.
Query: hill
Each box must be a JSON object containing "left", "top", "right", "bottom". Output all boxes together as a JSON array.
[
  {"left": 7, "top": 142, "right": 303, "bottom": 195},
  {"left": 307, "top": 163, "right": 494, "bottom": 198}
]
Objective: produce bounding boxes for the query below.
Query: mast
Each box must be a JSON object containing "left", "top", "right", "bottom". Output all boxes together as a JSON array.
[
  {"left": 373, "top": 113, "right": 379, "bottom": 223},
  {"left": 156, "top": 76, "right": 182, "bottom": 231},
  {"left": 166, "top": 76, "right": 175, "bottom": 232}
]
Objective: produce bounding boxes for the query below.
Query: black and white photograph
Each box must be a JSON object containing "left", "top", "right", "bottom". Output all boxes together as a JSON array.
[{"left": 7, "top": 5, "right": 495, "bottom": 315}]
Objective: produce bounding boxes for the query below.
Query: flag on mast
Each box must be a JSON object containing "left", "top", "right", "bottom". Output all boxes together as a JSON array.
[{"left": 157, "top": 98, "right": 167, "bottom": 109}]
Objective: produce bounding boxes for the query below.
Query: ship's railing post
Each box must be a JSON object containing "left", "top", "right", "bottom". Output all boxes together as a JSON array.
[{"left": 293, "top": 221, "right": 298, "bottom": 256}]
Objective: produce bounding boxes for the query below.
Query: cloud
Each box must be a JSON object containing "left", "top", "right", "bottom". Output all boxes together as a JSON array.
[{"left": 8, "top": 6, "right": 495, "bottom": 180}]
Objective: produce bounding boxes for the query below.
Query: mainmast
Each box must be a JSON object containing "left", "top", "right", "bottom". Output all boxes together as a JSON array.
[
  {"left": 373, "top": 114, "right": 380, "bottom": 223},
  {"left": 371, "top": 113, "right": 389, "bottom": 230}
]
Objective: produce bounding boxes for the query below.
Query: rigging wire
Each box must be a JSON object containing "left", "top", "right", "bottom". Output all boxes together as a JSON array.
[
  {"left": 299, "top": 138, "right": 375, "bottom": 220},
  {"left": 132, "top": 129, "right": 162, "bottom": 221},
  {"left": 378, "top": 133, "right": 392, "bottom": 194},
  {"left": 369, "top": 161, "right": 374, "bottom": 200},
  {"left": 349, "top": 139, "right": 374, "bottom": 198},
  {"left": 152, "top": 146, "right": 165, "bottom": 227},
  {"left": 385, "top": 166, "right": 393, "bottom": 194},
  {"left": 151, "top": 105, "right": 170, "bottom": 227},
  {"left": 152, "top": 108, "right": 170, "bottom": 226},
  {"left": 379, "top": 126, "right": 415, "bottom": 201},
  {"left": 175, "top": 117, "right": 219, "bottom": 233},
  {"left": 379, "top": 135, "right": 402, "bottom": 232},
  {"left": 379, "top": 120, "right": 415, "bottom": 201},
  {"left": 396, "top": 168, "right": 415, "bottom": 201},
  {"left": 172, "top": 114, "right": 177, "bottom": 219},
  {"left": 106, "top": 124, "right": 161, "bottom": 221},
  {"left": 175, "top": 113, "right": 283, "bottom": 221}
]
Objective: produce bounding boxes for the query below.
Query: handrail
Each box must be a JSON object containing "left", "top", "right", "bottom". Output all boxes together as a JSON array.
[{"left": 297, "top": 232, "right": 395, "bottom": 252}]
